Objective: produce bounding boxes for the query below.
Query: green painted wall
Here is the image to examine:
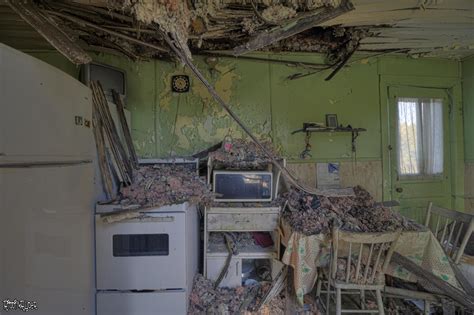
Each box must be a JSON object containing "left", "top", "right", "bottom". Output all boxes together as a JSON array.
[
  {"left": 463, "top": 56, "right": 474, "bottom": 162},
  {"left": 462, "top": 56, "right": 474, "bottom": 213},
  {"left": 26, "top": 50, "right": 467, "bottom": 212}
]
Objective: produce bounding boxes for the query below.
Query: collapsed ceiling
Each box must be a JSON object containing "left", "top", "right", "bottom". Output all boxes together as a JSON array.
[{"left": 0, "top": 0, "right": 473, "bottom": 67}]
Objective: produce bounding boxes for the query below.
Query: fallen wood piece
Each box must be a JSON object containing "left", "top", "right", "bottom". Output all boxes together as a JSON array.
[
  {"left": 6, "top": 0, "right": 91, "bottom": 64},
  {"left": 384, "top": 286, "right": 446, "bottom": 303},
  {"left": 233, "top": 0, "right": 354, "bottom": 56},
  {"left": 92, "top": 106, "right": 115, "bottom": 199},
  {"left": 449, "top": 259, "right": 474, "bottom": 297},
  {"left": 91, "top": 81, "right": 132, "bottom": 184},
  {"left": 112, "top": 90, "right": 138, "bottom": 169},
  {"left": 391, "top": 252, "right": 474, "bottom": 310},
  {"left": 324, "top": 42, "right": 359, "bottom": 81}
]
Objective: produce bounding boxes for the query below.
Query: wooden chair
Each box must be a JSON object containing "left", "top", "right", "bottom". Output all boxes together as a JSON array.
[
  {"left": 424, "top": 202, "right": 474, "bottom": 264},
  {"left": 321, "top": 227, "right": 400, "bottom": 315}
]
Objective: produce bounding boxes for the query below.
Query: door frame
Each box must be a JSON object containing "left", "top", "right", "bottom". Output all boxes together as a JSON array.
[{"left": 380, "top": 74, "right": 464, "bottom": 211}]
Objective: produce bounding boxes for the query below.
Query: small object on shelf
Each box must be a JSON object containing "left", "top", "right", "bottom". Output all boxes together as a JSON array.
[{"left": 326, "top": 114, "right": 338, "bottom": 128}]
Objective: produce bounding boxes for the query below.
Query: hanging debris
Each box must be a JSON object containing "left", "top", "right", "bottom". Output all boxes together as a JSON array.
[
  {"left": 209, "top": 138, "right": 280, "bottom": 169},
  {"left": 113, "top": 0, "right": 193, "bottom": 59},
  {"left": 281, "top": 186, "right": 423, "bottom": 235},
  {"left": 119, "top": 164, "right": 213, "bottom": 208}
]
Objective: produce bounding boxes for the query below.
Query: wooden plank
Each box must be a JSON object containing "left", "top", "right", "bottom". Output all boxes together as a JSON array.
[
  {"left": 232, "top": 0, "right": 354, "bottom": 56},
  {"left": 5, "top": 0, "right": 91, "bottom": 64},
  {"left": 112, "top": 90, "right": 138, "bottom": 169},
  {"left": 391, "top": 252, "right": 474, "bottom": 310}
]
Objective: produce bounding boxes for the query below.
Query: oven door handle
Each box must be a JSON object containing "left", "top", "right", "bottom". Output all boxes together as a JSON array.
[{"left": 136, "top": 215, "right": 175, "bottom": 222}]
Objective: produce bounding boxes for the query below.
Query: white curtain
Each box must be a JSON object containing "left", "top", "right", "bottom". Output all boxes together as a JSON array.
[
  {"left": 421, "top": 98, "right": 443, "bottom": 175},
  {"left": 397, "top": 97, "right": 443, "bottom": 176},
  {"left": 398, "top": 98, "right": 422, "bottom": 175}
]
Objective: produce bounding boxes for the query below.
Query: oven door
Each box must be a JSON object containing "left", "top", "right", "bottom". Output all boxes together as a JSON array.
[{"left": 96, "top": 211, "right": 185, "bottom": 290}]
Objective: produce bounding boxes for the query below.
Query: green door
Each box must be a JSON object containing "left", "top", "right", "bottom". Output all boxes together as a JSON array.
[{"left": 388, "top": 86, "right": 452, "bottom": 223}]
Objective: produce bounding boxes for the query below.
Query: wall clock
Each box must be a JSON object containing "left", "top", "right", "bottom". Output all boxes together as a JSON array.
[{"left": 171, "top": 75, "right": 190, "bottom": 93}]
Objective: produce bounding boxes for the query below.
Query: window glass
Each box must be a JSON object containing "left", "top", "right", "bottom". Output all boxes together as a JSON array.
[
  {"left": 113, "top": 234, "right": 169, "bottom": 257},
  {"left": 397, "top": 98, "right": 443, "bottom": 177}
]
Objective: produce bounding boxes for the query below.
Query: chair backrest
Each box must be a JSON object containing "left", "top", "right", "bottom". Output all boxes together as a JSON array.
[
  {"left": 330, "top": 227, "right": 400, "bottom": 285},
  {"left": 424, "top": 202, "right": 474, "bottom": 264}
]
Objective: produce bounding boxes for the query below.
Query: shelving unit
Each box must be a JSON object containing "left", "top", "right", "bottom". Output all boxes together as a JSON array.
[
  {"left": 293, "top": 125, "right": 367, "bottom": 158},
  {"left": 203, "top": 158, "right": 285, "bottom": 288}
]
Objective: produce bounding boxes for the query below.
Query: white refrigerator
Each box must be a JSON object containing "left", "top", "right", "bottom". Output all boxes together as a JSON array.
[{"left": 0, "top": 44, "right": 95, "bottom": 314}]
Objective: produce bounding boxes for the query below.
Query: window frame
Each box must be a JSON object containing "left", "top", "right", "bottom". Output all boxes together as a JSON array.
[{"left": 395, "top": 96, "right": 446, "bottom": 180}]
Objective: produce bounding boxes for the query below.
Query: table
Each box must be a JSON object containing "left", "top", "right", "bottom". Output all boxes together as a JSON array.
[{"left": 280, "top": 219, "right": 462, "bottom": 305}]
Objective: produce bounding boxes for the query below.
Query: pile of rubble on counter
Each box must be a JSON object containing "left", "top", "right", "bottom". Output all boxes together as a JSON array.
[
  {"left": 281, "top": 186, "right": 423, "bottom": 235},
  {"left": 208, "top": 138, "right": 280, "bottom": 169},
  {"left": 119, "top": 164, "right": 213, "bottom": 208}
]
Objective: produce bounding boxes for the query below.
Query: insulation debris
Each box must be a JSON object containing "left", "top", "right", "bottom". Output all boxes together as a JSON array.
[
  {"left": 188, "top": 274, "right": 273, "bottom": 314},
  {"left": 118, "top": 0, "right": 192, "bottom": 58},
  {"left": 208, "top": 232, "right": 274, "bottom": 253},
  {"left": 281, "top": 186, "right": 423, "bottom": 235},
  {"left": 208, "top": 138, "right": 280, "bottom": 169},
  {"left": 261, "top": 5, "right": 296, "bottom": 23},
  {"left": 119, "top": 164, "right": 213, "bottom": 207}
]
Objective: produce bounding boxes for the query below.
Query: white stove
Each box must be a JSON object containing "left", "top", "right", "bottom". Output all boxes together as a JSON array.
[{"left": 95, "top": 202, "right": 199, "bottom": 315}]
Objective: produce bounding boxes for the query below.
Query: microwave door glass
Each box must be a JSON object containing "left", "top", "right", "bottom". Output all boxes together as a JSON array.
[
  {"left": 113, "top": 234, "right": 169, "bottom": 257},
  {"left": 215, "top": 174, "right": 271, "bottom": 200}
]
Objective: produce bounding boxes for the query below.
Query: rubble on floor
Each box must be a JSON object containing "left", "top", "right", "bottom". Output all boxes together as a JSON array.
[
  {"left": 188, "top": 274, "right": 272, "bottom": 314},
  {"left": 208, "top": 232, "right": 274, "bottom": 253},
  {"left": 281, "top": 186, "right": 423, "bottom": 235},
  {"left": 119, "top": 164, "right": 213, "bottom": 208},
  {"left": 188, "top": 274, "right": 320, "bottom": 314},
  {"left": 208, "top": 138, "right": 280, "bottom": 169}
]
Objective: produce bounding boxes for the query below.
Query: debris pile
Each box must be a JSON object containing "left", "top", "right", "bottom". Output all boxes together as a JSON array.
[
  {"left": 261, "top": 5, "right": 297, "bottom": 23},
  {"left": 208, "top": 232, "right": 274, "bottom": 252},
  {"left": 188, "top": 274, "right": 272, "bottom": 314},
  {"left": 209, "top": 138, "right": 279, "bottom": 169},
  {"left": 120, "top": 164, "right": 213, "bottom": 207},
  {"left": 282, "top": 186, "right": 423, "bottom": 235},
  {"left": 208, "top": 232, "right": 257, "bottom": 250}
]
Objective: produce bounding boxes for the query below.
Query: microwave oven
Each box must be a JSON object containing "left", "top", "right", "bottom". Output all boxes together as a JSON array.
[{"left": 213, "top": 171, "right": 273, "bottom": 202}]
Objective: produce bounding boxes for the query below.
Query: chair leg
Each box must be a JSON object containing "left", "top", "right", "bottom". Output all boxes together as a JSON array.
[
  {"left": 360, "top": 289, "right": 366, "bottom": 309},
  {"left": 336, "top": 288, "right": 342, "bottom": 315},
  {"left": 316, "top": 278, "right": 322, "bottom": 298},
  {"left": 424, "top": 300, "right": 430, "bottom": 315},
  {"left": 326, "top": 281, "right": 331, "bottom": 314},
  {"left": 376, "top": 289, "right": 384, "bottom": 315}
]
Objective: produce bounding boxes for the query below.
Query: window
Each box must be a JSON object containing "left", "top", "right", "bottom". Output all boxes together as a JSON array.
[
  {"left": 113, "top": 234, "right": 169, "bottom": 256},
  {"left": 397, "top": 97, "right": 443, "bottom": 177}
]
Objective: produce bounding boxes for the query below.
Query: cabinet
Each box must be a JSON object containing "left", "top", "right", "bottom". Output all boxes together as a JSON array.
[{"left": 204, "top": 206, "right": 281, "bottom": 287}]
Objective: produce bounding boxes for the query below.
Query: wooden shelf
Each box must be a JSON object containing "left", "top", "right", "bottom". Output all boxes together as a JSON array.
[{"left": 304, "top": 127, "right": 366, "bottom": 133}]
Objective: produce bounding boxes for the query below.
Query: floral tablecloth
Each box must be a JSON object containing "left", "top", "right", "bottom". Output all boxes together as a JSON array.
[{"left": 280, "top": 219, "right": 462, "bottom": 305}]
